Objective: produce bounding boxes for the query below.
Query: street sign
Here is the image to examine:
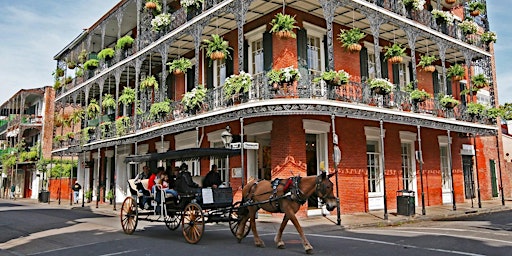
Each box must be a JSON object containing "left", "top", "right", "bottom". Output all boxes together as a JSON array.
[
  {"left": 243, "top": 142, "right": 259, "bottom": 150},
  {"left": 230, "top": 142, "right": 241, "bottom": 149}
]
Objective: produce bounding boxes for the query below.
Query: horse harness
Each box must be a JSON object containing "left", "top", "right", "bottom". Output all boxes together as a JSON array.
[{"left": 243, "top": 176, "right": 329, "bottom": 213}]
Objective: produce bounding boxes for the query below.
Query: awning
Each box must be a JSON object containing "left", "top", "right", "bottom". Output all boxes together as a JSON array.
[{"left": 124, "top": 147, "right": 240, "bottom": 163}]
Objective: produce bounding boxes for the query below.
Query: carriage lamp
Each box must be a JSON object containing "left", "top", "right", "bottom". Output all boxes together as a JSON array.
[{"left": 221, "top": 125, "right": 233, "bottom": 149}]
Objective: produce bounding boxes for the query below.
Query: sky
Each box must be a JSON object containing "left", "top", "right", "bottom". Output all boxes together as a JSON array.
[{"left": 0, "top": 1, "right": 510, "bottom": 105}]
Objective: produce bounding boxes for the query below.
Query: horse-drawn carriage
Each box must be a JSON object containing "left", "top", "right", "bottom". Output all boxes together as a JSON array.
[
  {"left": 120, "top": 147, "right": 251, "bottom": 244},
  {"left": 120, "top": 147, "right": 337, "bottom": 254}
]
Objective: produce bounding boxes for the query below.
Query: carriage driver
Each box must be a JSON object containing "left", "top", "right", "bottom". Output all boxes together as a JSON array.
[{"left": 176, "top": 163, "right": 200, "bottom": 194}]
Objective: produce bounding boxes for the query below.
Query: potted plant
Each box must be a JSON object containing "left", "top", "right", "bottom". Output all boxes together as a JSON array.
[
  {"left": 83, "top": 59, "right": 99, "bottom": 70},
  {"left": 64, "top": 76, "right": 72, "bottom": 85},
  {"left": 87, "top": 99, "right": 101, "bottom": 119},
  {"left": 481, "top": 31, "right": 497, "bottom": 45},
  {"left": 181, "top": 85, "right": 207, "bottom": 113},
  {"left": 203, "top": 34, "right": 232, "bottom": 61},
  {"left": 466, "top": 102, "right": 485, "bottom": 117},
  {"left": 439, "top": 94, "right": 460, "bottom": 109},
  {"left": 485, "top": 107, "right": 502, "bottom": 121},
  {"left": 145, "top": 0, "right": 162, "bottom": 12},
  {"left": 106, "top": 189, "right": 114, "bottom": 204},
  {"left": 431, "top": 9, "right": 455, "bottom": 25},
  {"left": 384, "top": 43, "right": 407, "bottom": 64},
  {"left": 410, "top": 89, "right": 431, "bottom": 103},
  {"left": 99, "top": 121, "right": 112, "bottom": 137},
  {"left": 313, "top": 70, "right": 350, "bottom": 87},
  {"left": 115, "top": 116, "right": 131, "bottom": 136},
  {"left": 66, "top": 132, "right": 76, "bottom": 141},
  {"left": 149, "top": 100, "right": 172, "bottom": 120},
  {"left": 167, "top": 57, "right": 192, "bottom": 75},
  {"left": 458, "top": 19, "right": 478, "bottom": 35},
  {"left": 447, "top": 63, "right": 465, "bottom": 81},
  {"left": 368, "top": 78, "right": 394, "bottom": 95},
  {"left": 140, "top": 75, "right": 159, "bottom": 91},
  {"left": 85, "top": 189, "right": 93, "bottom": 203},
  {"left": 337, "top": 28, "right": 365, "bottom": 52},
  {"left": 54, "top": 80, "right": 62, "bottom": 91},
  {"left": 54, "top": 135, "right": 66, "bottom": 144},
  {"left": 181, "top": 0, "right": 204, "bottom": 13},
  {"left": 118, "top": 87, "right": 136, "bottom": 106},
  {"left": 54, "top": 67, "right": 64, "bottom": 78},
  {"left": 98, "top": 48, "right": 115, "bottom": 61},
  {"left": 266, "top": 66, "right": 301, "bottom": 89},
  {"left": 417, "top": 54, "right": 438, "bottom": 72},
  {"left": 102, "top": 93, "right": 116, "bottom": 111},
  {"left": 468, "top": 1, "right": 485, "bottom": 16},
  {"left": 67, "top": 60, "right": 76, "bottom": 69},
  {"left": 75, "top": 67, "right": 84, "bottom": 77},
  {"left": 78, "top": 49, "right": 88, "bottom": 64},
  {"left": 269, "top": 13, "right": 299, "bottom": 39},
  {"left": 401, "top": 0, "right": 426, "bottom": 11},
  {"left": 223, "top": 71, "right": 252, "bottom": 101},
  {"left": 115, "top": 35, "right": 135, "bottom": 50},
  {"left": 471, "top": 73, "right": 489, "bottom": 88},
  {"left": 151, "top": 13, "right": 172, "bottom": 32}
]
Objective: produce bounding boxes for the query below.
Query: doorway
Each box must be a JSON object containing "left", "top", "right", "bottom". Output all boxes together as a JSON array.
[
  {"left": 462, "top": 156, "right": 475, "bottom": 199},
  {"left": 306, "top": 134, "right": 318, "bottom": 209}
]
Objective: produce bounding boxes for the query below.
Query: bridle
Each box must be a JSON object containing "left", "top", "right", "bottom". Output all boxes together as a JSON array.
[{"left": 315, "top": 175, "right": 336, "bottom": 204}]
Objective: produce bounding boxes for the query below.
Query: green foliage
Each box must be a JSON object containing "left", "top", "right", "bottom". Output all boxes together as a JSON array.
[
  {"left": 66, "top": 132, "right": 75, "bottom": 140},
  {"left": 140, "top": 75, "right": 159, "bottom": 91},
  {"left": 481, "top": 31, "right": 497, "bottom": 44},
  {"left": 149, "top": 99, "right": 172, "bottom": 119},
  {"left": 53, "top": 80, "right": 62, "bottom": 90},
  {"left": 101, "top": 94, "right": 116, "bottom": 110},
  {"left": 384, "top": 43, "right": 406, "bottom": 60},
  {"left": 116, "top": 35, "right": 135, "bottom": 50},
  {"left": 118, "top": 87, "right": 136, "bottom": 105},
  {"left": 182, "top": 85, "right": 207, "bottom": 111},
  {"left": 106, "top": 189, "right": 114, "bottom": 200},
  {"left": 471, "top": 73, "right": 488, "bottom": 87},
  {"left": 500, "top": 103, "right": 512, "bottom": 120},
  {"left": 87, "top": 99, "right": 101, "bottom": 119},
  {"left": 67, "top": 60, "right": 76, "bottom": 69},
  {"left": 337, "top": 28, "right": 365, "bottom": 48},
  {"left": 97, "top": 48, "right": 115, "bottom": 60},
  {"left": 312, "top": 70, "right": 350, "bottom": 86},
  {"left": 54, "top": 135, "right": 66, "bottom": 144},
  {"left": 417, "top": 54, "right": 438, "bottom": 68},
  {"left": 75, "top": 67, "right": 84, "bottom": 77},
  {"left": 167, "top": 58, "right": 192, "bottom": 73},
  {"left": 468, "top": 1, "right": 485, "bottom": 12},
  {"left": 368, "top": 78, "right": 394, "bottom": 94},
  {"left": 203, "top": 34, "right": 232, "bottom": 61},
  {"left": 266, "top": 66, "right": 301, "bottom": 85},
  {"left": 486, "top": 107, "right": 503, "bottom": 120},
  {"left": 447, "top": 64, "right": 465, "bottom": 78},
  {"left": 458, "top": 19, "right": 478, "bottom": 35},
  {"left": 223, "top": 71, "right": 252, "bottom": 100},
  {"left": 269, "top": 13, "right": 299, "bottom": 38},
  {"left": 53, "top": 67, "right": 64, "bottom": 78},
  {"left": 65, "top": 76, "right": 73, "bottom": 84},
  {"left": 180, "top": 0, "right": 204, "bottom": 12},
  {"left": 83, "top": 59, "right": 99, "bottom": 70},
  {"left": 466, "top": 102, "right": 486, "bottom": 116},
  {"left": 81, "top": 127, "right": 96, "bottom": 143},
  {"left": 410, "top": 89, "right": 431, "bottom": 101},
  {"left": 49, "top": 162, "right": 75, "bottom": 178},
  {"left": 85, "top": 189, "right": 93, "bottom": 201},
  {"left": 78, "top": 49, "right": 88, "bottom": 64},
  {"left": 439, "top": 94, "right": 460, "bottom": 108},
  {"left": 115, "top": 116, "right": 131, "bottom": 136}
]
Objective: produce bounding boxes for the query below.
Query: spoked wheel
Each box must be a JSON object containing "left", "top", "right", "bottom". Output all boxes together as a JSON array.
[
  {"left": 182, "top": 202, "right": 204, "bottom": 244},
  {"left": 120, "top": 197, "right": 138, "bottom": 234},
  {"left": 165, "top": 210, "right": 182, "bottom": 231},
  {"left": 229, "top": 201, "right": 250, "bottom": 238}
]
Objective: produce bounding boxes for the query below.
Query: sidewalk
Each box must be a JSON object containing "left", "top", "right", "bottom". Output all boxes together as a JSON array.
[{"left": 7, "top": 197, "right": 512, "bottom": 230}]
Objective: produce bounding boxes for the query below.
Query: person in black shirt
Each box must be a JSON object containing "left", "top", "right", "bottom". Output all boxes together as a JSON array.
[
  {"left": 203, "top": 164, "right": 222, "bottom": 188},
  {"left": 176, "top": 163, "right": 199, "bottom": 194},
  {"left": 72, "top": 181, "right": 82, "bottom": 204}
]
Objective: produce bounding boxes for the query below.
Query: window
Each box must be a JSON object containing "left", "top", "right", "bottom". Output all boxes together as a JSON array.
[
  {"left": 367, "top": 141, "right": 381, "bottom": 193},
  {"left": 401, "top": 143, "right": 414, "bottom": 191},
  {"left": 440, "top": 145, "right": 451, "bottom": 191},
  {"left": 307, "top": 35, "right": 322, "bottom": 72},
  {"left": 212, "top": 141, "right": 228, "bottom": 182},
  {"left": 251, "top": 39, "right": 264, "bottom": 75},
  {"left": 476, "top": 89, "right": 491, "bottom": 106},
  {"left": 396, "top": 62, "right": 410, "bottom": 90},
  {"left": 214, "top": 58, "right": 226, "bottom": 88}
]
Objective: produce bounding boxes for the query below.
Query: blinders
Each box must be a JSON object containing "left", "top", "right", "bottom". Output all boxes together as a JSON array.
[{"left": 315, "top": 173, "right": 336, "bottom": 204}]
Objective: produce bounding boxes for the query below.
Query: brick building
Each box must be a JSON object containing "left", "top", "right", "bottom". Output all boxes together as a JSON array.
[{"left": 52, "top": 0, "right": 509, "bottom": 216}]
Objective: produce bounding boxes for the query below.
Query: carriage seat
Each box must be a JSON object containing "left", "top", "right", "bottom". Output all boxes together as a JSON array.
[{"left": 127, "top": 179, "right": 151, "bottom": 197}]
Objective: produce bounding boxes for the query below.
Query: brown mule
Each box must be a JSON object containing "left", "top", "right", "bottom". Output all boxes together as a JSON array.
[{"left": 235, "top": 172, "right": 337, "bottom": 254}]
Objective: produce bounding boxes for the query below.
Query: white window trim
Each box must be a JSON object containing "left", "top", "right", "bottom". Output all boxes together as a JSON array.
[
  {"left": 303, "top": 119, "right": 330, "bottom": 134},
  {"left": 245, "top": 121, "right": 273, "bottom": 136},
  {"left": 365, "top": 126, "right": 384, "bottom": 199},
  {"left": 399, "top": 131, "right": 417, "bottom": 142},
  {"left": 303, "top": 22, "right": 326, "bottom": 73},
  {"left": 245, "top": 25, "right": 266, "bottom": 74}
]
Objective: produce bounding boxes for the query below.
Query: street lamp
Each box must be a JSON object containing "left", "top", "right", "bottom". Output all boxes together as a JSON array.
[{"left": 221, "top": 126, "right": 233, "bottom": 149}]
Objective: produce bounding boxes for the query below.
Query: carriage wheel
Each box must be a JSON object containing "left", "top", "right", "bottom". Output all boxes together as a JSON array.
[
  {"left": 182, "top": 202, "right": 204, "bottom": 244},
  {"left": 165, "top": 210, "right": 182, "bottom": 231},
  {"left": 120, "top": 197, "right": 138, "bottom": 235},
  {"left": 229, "top": 201, "right": 251, "bottom": 238}
]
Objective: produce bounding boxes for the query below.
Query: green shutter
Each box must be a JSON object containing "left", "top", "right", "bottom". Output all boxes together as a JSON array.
[
  {"left": 359, "top": 47, "right": 369, "bottom": 80},
  {"left": 297, "top": 29, "right": 308, "bottom": 70},
  {"left": 226, "top": 48, "right": 234, "bottom": 77},
  {"left": 490, "top": 160, "right": 498, "bottom": 197},
  {"left": 446, "top": 77, "right": 452, "bottom": 95},
  {"left": 206, "top": 62, "right": 213, "bottom": 90},
  {"left": 380, "top": 52, "right": 388, "bottom": 79},
  {"left": 323, "top": 35, "right": 329, "bottom": 70},
  {"left": 263, "top": 31, "right": 273, "bottom": 71},
  {"left": 187, "top": 65, "right": 196, "bottom": 91},
  {"left": 392, "top": 63, "right": 400, "bottom": 86},
  {"left": 408, "top": 62, "right": 414, "bottom": 84},
  {"left": 433, "top": 70, "right": 440, "bottom": 94}
]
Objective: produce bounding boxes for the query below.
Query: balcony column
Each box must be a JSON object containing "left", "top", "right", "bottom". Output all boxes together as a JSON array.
[
  {"left": 136, "top": 0, "right": 141, "bottom": 51},
  {"left": 100, "top": 23, "right": 106, "bottom": 49},
  {"left": 134, "top": 58, "right": 144, "bottom": 128},
  {"left": 437, "top": 42, "right": 448, "bottom": 95},
  {"left": 319, "top": 0, "right": 337, "bottom": 71},
  {"left": 85, "top": 84, "right": 91, "bottom": 126},
  {"left": 97, "top": 77, "right": 106, "bottom": 116},
  {"left": 157, "top": 44, "right": 169, "bottom": 102},
  {"left": 368, "top": 14, "right": 385, "bottom": 78},
  {"left": 116, "top": 10, "right": 124, "bottom": 40},
  {"left": 192, "top": 23, "right": 205, "bottom": 87},
  {"left": 114, "top": 67, "right": 123, "bottom": 118},
  {"left": 234, "top": 0, "right": 252, "bottom": 72},
  {"left": 463, "top": 50, "right": 475, "bottom": 100},
  {"left": 405, "top": 29, "right": 419, "bottom": 88}
]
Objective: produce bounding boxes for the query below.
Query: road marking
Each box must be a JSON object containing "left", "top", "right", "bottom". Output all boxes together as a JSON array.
[
  {"left": 392, "top": 227, "right": 512, "bottom": 237},
  {"left": 257, "top": 232, "right": 484, "bottom": 256},
  {"left": 99, "top": 250, "right": 139, "bottom": 256},
  {"left": 365, "top": 229, "right": 512, "bottom": 245}
]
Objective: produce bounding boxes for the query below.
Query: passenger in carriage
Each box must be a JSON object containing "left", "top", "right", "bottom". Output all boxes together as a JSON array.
[
  {"left": 176, "top": 163, "right": 200, "bottom": 194},
  {"left": 161, "top": 174, "right": 178, "bottom": 197},
  {"left": 149, "top": 167, "right": 165, "bottom": 194},
  {"left": 203, "top": 164, "right": 222, "bottom": 189},
  {"left": 134, "top": 166, "right": 150, "bottom": 194}
]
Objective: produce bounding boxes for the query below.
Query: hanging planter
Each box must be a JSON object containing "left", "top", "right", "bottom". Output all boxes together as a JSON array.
[
  {"left": 447, "top": 64, "right": 465, "bottom": 81},
  {"left": 417, "top": 54, "right": 438, "bottom": 73},
  {"left": 368, "top": 78, "right": 394, "bottom": 95},
  {"left": 468, "top": 1, "right": 485, "bottom": 17},
  {"left": 98, "top": 48, "right": 115, "bottom": 62},
  {"left": 203, "top": 34, "right": 232, "bottom": 63},
  {"left": 167, "top": 57, "right": 192, "bottom": 75},
  {"left": 384, "top": 43, "right": 407, "bottom": 64},
  {"left": 145, "top": 0, "right": 162, "bottom": 12},
  {"left": 140, "top": 75, "right": 159, "bottom": 91},
  {"left": 439, "top": 95, "right": 460, "bottom": 109},
  {"left": 338, "top": 28, "right": 365, "bottom": 53},
  {"left": 471, "top": 73, "right": 489, "bottom": 88},
  {"left": 269, "top": 13, "right": 299, "bottom": 40}
]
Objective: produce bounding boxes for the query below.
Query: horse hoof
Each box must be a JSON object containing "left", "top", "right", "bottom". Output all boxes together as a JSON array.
[
  {"left": 237, "top": 238, "right": 242, "bottom": 243},
  {"left": 305, "top": 248, "right": 314, "bottom": 254},
  {"left": 255, "top": 242, "right": 266, "bottom": 248},
  {"left": 276, "top": 241, "right": 285, "bottom": 249}
]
